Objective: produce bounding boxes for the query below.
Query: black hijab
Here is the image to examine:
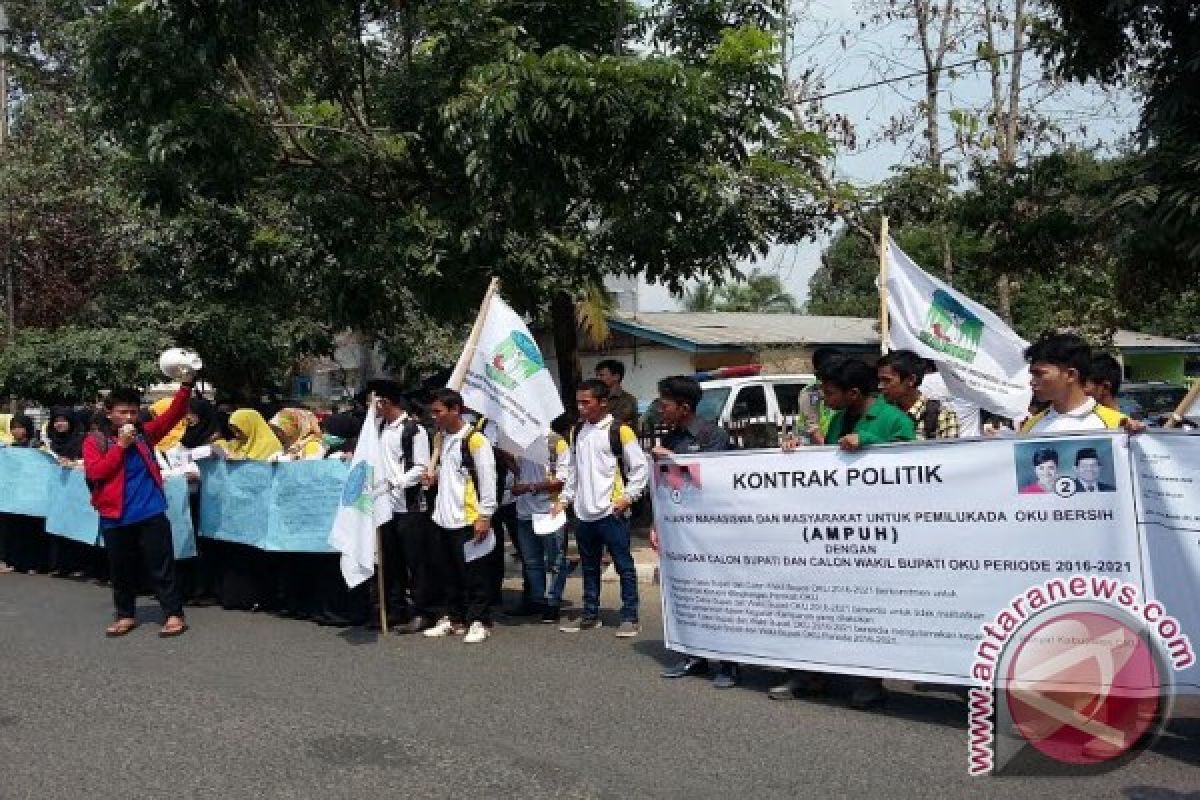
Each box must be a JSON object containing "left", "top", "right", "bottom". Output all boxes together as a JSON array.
[
  {"left": 182, "top": 396, "right": 222, "bottom": 449},
  {"left": 321, "top": 412, "right": 361, "bottom": 456},
  {"left": 47, "top": 406, "right": 84, "bottom": 459}
]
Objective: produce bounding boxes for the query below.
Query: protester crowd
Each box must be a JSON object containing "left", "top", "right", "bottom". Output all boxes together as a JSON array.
[{"left": 0, "top": 333, "right": 1148, "bottom": 708}]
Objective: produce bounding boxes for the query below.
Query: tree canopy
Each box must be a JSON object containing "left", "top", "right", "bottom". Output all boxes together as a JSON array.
[{"left": 0, "top": 0, "right": 836, "bottom": 402}]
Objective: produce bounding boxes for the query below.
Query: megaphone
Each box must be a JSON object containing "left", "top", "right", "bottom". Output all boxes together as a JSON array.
[{"left": 159, "top": 348, "right": 204, "bottom": 380}]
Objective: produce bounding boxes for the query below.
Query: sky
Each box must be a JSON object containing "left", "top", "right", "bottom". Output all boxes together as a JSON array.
[{"left": 630, "top": 0, "right": 1139, "bottom": 313}]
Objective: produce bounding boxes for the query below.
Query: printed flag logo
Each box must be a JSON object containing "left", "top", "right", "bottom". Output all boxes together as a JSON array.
[
  {"left": 340, "top": 462, "right": 375, "bottom": 513},
  {"left": 920, "top": 289, "right": 984, "bottom": 363},
  {"left": 486, "top": 330, "right": 546, "bottom": 390}
]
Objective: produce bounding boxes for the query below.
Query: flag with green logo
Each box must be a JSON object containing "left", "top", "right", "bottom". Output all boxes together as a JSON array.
[
  {"left": 886, "top": 237, "right": 1032, "bottom": 417},
  {"left": 328, "top": 403, "right": 393, "bottom": 588},
  {"left": 455, "top": 292, "right": 564, "bottom": 454}
]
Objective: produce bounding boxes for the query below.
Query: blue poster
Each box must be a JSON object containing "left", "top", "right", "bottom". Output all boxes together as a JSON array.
[
  {"left": 164, "top": 476, "right": 197, "bottom": 559},
  {"left": 197, "top": 460, "right": 272, "bottom": 548},
  {"left": 261, "top": 460, "right": 347, "bottom": 553},
  {"left": 0, "top": 447, "right": 57, "bottom": 517},
  {"left": 44, "top": 467, "right": 101, "bottom": 546}
]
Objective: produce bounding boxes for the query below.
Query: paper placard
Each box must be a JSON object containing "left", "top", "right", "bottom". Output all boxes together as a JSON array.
[
  {"left": 532, "top": 510, "right": 567, "bottom": 535},
  {"left": 463, "top": 530, "right": 496, "bottom": 562}
]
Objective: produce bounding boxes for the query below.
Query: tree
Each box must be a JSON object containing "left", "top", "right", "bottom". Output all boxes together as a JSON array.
[
  {"left": 683, "top": 283, "right": 719, "bottom": 312},
  {"left": 0, "top": 326, "right": 168, "bottom": 403},
  {"left": 807, "top": 152, "right": 1124, "bottom": 341},
  {"left": 1037, "top": 0, "right": 1200, "bottom": 270},
  {"left": 714, "top": 269, "right": 797, "bottom": 312},
  {"left": 81, "top": 0, "right": 834, "bottom": 406}
]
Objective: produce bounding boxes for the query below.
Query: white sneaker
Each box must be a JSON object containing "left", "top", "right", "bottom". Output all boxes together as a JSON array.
[
  {"left": 463, "top": 621, "right": 490, "bottom": 644},
  {"left": 423, "top": 616, "right": 456, "bottom": 638}
]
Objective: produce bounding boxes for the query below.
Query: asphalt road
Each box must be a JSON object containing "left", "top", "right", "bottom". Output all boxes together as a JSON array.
[{"left": 1, "top": 572, "right": 1197, "bottom": 800}]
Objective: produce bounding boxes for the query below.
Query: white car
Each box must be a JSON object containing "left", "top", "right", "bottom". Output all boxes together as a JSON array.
[{"left": 642, "top": 367, "right": 819, "bottom": 448}]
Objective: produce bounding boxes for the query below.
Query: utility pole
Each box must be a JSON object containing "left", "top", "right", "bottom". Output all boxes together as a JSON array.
[
  {"left": 0, "top": 2, "right": 14, "bottom": 413},
  {"left": 0, "top": 1, "right": 11, "bottom": 350}
]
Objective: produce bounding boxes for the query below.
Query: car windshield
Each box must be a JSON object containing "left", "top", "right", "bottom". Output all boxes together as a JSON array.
[
  {"left": 697, "top": 387, "right": 731, "bottom": 422},
  {"left": 1121, "top": 386, "right": 1188, "bottom": 416}
]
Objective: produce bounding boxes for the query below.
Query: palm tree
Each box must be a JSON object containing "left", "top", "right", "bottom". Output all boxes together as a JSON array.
[
  {"left": 716, "top": 270, "right": 797, "bottom": 313},
  {"left": 682, "top": 282, "right": 718, "bottom": 312},
  {"left": 575, "top": 281, "right": 613, "bottom": 348}
]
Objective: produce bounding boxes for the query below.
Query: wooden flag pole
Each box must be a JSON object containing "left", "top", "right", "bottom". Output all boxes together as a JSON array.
[
  {"left": 1165, "top": 381, "right": 1200, "bottom": 429},
  {"left": 428, "top": 276, "right": 501, "bottom": 480},
  {"left": 375, "top": 525, "right": 388, "bottom": 634},
  {"left": 879, "top": 216, "right": 891, "bottom": 355}
]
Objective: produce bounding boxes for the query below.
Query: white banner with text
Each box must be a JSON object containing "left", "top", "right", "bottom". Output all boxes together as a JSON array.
[{"left": 655, "top": 432, "right": 1200, "bottom": 689}]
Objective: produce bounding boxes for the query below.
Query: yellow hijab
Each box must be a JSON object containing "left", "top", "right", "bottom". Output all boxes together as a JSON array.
[
  {"left": 227, "top": 409, "right": 284, "bottom": 461},
  {"left": 270, "top": 408, "right": 324, "bottom": 457},
  {"left": 150, "top": 398, "right": 188, "bottom": 451},
  {"left": 0, "top": 414, "right": 11, "bottom": 445}
]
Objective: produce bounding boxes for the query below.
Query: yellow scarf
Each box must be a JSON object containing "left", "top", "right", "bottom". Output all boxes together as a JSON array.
[
  {"left": 270, "top": 408, "right": 324, "bottom": 456},
  {"left": 227, "top": 409, "right": 284, "bottom": 461},
  {"left": 0, "top": 414, "right": 11, "bottom": 445},
  {"left": 150, "top": 398, "right": 188, "bottom": 451}
]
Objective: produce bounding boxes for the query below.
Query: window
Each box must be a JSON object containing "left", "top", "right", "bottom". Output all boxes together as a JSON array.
[
  {"left": 696, "top": 387, "right": 731, "bottom": 422},
  {"left": 731, "top": 385, "right": 768, "bottom": 419},
  {"left": 772, "top": 383, "right": 807, "bottom": 415}
]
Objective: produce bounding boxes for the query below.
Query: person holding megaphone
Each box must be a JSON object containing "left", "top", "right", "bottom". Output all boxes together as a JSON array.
[{"left": 83, "top": 348, "right": 201, "bottom": 638}]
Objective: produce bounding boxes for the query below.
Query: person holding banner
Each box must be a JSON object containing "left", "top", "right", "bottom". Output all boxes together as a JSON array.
[
  {"left": 653, "top": 376, "right": 742, "bottom": 689},
  {"left": 776, "top": 357, "right": 914, "bottom": 709},
  {"left": 1021, "top": 334, "right": 1135, "bottom": 434},
  {"left": 84, "top": 380, "right": 194, "bottom": 638},
  {"left": 1085, "top": 353, "right": 1123, "bottom": 413},
  {"left": 877, "top": 351, "right": 960, "bottom": 441},
  {"left": 555, "top": 379, "right": 649, "bottom": 638},
  {"left": 422, "top": 389, "right": 498, "bottom": 644},
  {"left": 3, "top": 415, "right": 51, "bottom": 575},
  {"left": 372, "top": 381, "right": 436, "bottom": 634},
  {"left": 220, "top": 409, "right": 284, "bottom": 460}
]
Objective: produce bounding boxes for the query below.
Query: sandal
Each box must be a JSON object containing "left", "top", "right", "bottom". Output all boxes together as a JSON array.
[
  {"left": 159, "top": 617, "right": 189, "bottom": 638},
  {"left": 105, "top": 618, "right": 138, "bottom": 637}
]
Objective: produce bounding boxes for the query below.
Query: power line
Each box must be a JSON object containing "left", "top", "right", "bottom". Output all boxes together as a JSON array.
[{"left": 806, "top": 47, "right": 1026, "bottom": 104}]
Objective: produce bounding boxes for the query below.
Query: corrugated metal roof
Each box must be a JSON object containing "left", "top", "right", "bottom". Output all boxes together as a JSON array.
[
  {"left": 609, "top": 314, "right": 1199, "bottom": 355},
  {"left": 1114, "top": 330, "right": 1200, "bottom": 354},
  {"left": 609, "top": 312, "right": 880, "bottom": 351}
]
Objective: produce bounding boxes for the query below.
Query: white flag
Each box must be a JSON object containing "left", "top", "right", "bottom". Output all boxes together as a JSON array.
[
  {"left": 885, "top": 237, "right": 1032, "bottom": 417},
  {"left": 456, "top": 293, "right": 564, "bottom": 452},
  {"left": 328, "top": 404, "right": 393, "bottom": 588}
]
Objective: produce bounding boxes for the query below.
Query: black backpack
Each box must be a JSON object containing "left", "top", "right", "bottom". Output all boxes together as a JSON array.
[
  {"left": 921, "top": 399, "right": 943, "bottom": 440},
  {"left": 398, "top": 418, "right": 430, "bottom": 510},
  {"left": 568, "top": 419, "right": 631, "bottom": 483}
]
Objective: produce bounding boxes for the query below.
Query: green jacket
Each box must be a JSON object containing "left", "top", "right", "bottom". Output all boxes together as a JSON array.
[{"left": 826, "top": 395, "right": 916, "bottom": 446}]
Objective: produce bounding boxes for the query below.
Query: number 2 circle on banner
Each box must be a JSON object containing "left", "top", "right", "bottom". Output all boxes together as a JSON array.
[{"left": 1055, "top": 476, "right": 1077, "bottom": 498}]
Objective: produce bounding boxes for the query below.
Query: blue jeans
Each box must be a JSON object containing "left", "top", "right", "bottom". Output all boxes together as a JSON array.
[
  {"left": 515, "top": 518, "right": 568, "bottom": 606},
  {"left": 576, "top": 514, "right": 638, "bottom": 622}
]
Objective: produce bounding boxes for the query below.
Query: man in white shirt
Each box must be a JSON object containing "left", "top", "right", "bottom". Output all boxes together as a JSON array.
[
  {"left": 421, "top": 389, "right": 497, "bottom": 644},
  {"left": 1020, "top": 334, "right": 1130, "bottom": 434},
  {"left": 511, "top": 426, "right": 572, "bottom": 623},
  {"left": 555, "top": 379, "right": 649, "bottom": 638},
  {"left": 373, "top": 381, "right": 434, "bottom": 634}
]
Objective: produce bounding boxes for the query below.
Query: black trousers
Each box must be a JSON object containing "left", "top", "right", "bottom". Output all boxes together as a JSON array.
[
  {"left": 102, "top": 513, "right": 183, "bottom": 619},
  {"left": 380, "top": 512, "right": 437, "bottom": 620},
  {"left": 434, "top": 524, "right": 493, "bottom": 626},
  {"left": 489, "top": 503, "right": 522, "bottom": 604}
]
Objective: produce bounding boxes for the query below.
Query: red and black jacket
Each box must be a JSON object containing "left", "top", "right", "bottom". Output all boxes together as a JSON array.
[{"left": 83, "top": 386, "right": 192, "bottom": 520}]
